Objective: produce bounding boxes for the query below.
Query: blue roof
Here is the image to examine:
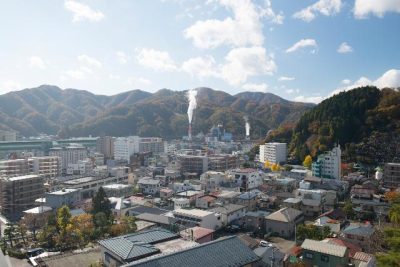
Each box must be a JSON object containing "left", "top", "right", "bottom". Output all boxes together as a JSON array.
[
  {"left": 343, "top": 223, "right": 375, "bottom": 237},
  {"left": 125, "top": 236, "right": 260, "bottom": 267}
]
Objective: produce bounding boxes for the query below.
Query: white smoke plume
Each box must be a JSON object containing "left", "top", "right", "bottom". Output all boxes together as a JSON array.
[
  {"left": 244, "top": 116, "right": 250, "bottom": 136},
  {"left": 187, "top": 89, "right": 197, "bottom": 123}
]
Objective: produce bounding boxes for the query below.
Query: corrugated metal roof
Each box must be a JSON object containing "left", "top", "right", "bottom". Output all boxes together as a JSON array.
[
  {"left": 125, "top": 236, "right": 260, "bottom": 267},
  {"left": 301, "top": 239, "right": 347, "bottom": 257}
]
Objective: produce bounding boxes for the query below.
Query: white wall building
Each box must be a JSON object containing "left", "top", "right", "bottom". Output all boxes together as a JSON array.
[
  {"left": 312, "top": 145, "right": 341, "bottom": 180},
  {"left": 137, "top": 177, "right": 161, "bottom": 195},
  {"left": 227, "top": 169, "right": 263, "bottom": 191},
  {"left": 49, "top": 144, "right": 88, "bottom": 172},
  {"left": 259, "top": 142, "right": 287, "bottom": 164},
  {"left": 113, "top": 136, "right": 140, "bottom": 163},
  {"left": 66, "top": 159, "right": 93, "bottom": 176},
  {"left": 172, "top": 208, "right": 222, "bottom": 230}
]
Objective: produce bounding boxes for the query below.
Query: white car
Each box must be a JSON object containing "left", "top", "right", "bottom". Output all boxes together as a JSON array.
[{"left": 259, "top": 240, "right": 269, "bottom": 247}]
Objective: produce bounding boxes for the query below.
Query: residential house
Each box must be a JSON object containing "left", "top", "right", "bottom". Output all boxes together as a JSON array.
[
  {"left": 137, "top": 177, "right": 160, "bottom": 196},
  {"left": 124, "top": 236, "right": 260, "bottom": 267},
  {"left": 211, "top": 204, "right": 246, "bottom": 226},
  {"left": 301, "top": 239, "right": 349, "bottom": 267},
  {"left": 196, "top": 195, "right": 218, "bottom": 209},
  {"left": 99, "top": 228, "right": 181, "bottom": 266},
  {"left": 241, "top": 210, "right": 270, "bottom": 233},
  {"left": 180, "top": 226, "right": 215, "bottom": 244},
  {"left": 253, "top": 245, "right": 285, "bottom": 267},
  {"left": 236, "top": 191, "right": 258, "bottom": 211},
  {"left": 341, "top": 223, "right": 376, "bottom": 252},
  {"left": 265, "top": 207, "right": 304, "bottom": 238},
  {"left": 172, "top": 208, "right": 222, "bottom": 230}
]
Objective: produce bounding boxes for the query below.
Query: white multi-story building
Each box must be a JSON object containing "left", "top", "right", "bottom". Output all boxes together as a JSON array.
[
  {"left": 139, "top": 137, "right": 164, "bottom": 154},
  {"left": 312, "top": 145, "right": 341, "bottom": 180},
  {"left": 30, "top": 156, "right": 61, "bottom": 179},
  {"left": 113, "top": 136, "right": 140, "bottom": 163},
  {"left": 259, "top": 142, "right": 287, "bottom": 164},
  {"left": 49, "top": 144, "right": 88, "bottom": 172},
  {"left": 137, "top": 177, "right": 161, "bottom": 195},
  {"left": 66, "top": 159, "right": 93, "bottom": 176},
  {"left": 0, "top": 130, "right": 16, "bottom": 141},
  {"left": 227, "top": 169, "right": 263, "bottom": 191}
]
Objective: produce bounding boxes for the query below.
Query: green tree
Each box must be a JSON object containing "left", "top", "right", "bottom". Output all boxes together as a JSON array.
[
  {"left": 389, "top": 204, "right": 400, "bottom": 226},
  {"left": 303, "top": 155, "right": 312, "bottom": 169},
  {"left": 92, "top": 187, "right": 112, "bottom": 222},
  {"left": 376, "top": 227, "right": 400, "bottom": 266},
  {"left": 296, "top": 224, "right": 331, "bottom": 241},
  {"left": 93, "top": 212, "right": 111, "bottom": 238},
  {"left": 57, "top": 205, "right": 72, "bottom": 232},
  {"left": 4, "top": 223, "right": 16, "bottom": 248},
  {"left": 343, "top": 200, "right": 355, "bottom": 220}
]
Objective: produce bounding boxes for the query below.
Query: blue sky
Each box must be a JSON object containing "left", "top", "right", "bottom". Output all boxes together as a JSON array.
[{"left": 0, "top": 0, "right": 399, "bottom": 102}]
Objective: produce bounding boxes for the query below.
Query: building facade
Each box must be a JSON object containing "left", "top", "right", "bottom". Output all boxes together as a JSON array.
[
  {"left": 312, "top": 145, "right": 341, "bottom": 179},
  {"left": 0, "top": 174, "right": 45, "bottom": 216},
  {"left": 49, "top": 144, "right": 88, "bottom": 172},
  {"left": 96, "top": 136, "right": 115, "bottom": 160},
  {"left": 383, "top": 162, "right": 400, "bottom": 189},
  {"left": 259, "top": 142, "right": 287, "bottom": 164}
]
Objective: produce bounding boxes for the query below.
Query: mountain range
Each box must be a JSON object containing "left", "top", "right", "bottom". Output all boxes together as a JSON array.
[
  {"left": 0, "top": 85, "right": 314, "bottom": 139},
  {"left": 265, "top": 86, "right": 400, "bottom": 165}
]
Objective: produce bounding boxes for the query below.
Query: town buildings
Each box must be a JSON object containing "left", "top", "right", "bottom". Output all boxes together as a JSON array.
[
  {"left": 383, "top": 162, "right": 400, "bottom": 188},
  {"left": 0, "top": 174, "right": 44, "bottom": 216},
  {"left": 312, "top": 145, "right": 341, "bottom": 179},
  {"left": 259, "top": 142, "right": 287, "bottom": 164},
  {"left": 96, "top": 136, "right": 115, "bottom": 161},
  {"left": 49, "top": 144, "right": 88, "bottom": 172}
]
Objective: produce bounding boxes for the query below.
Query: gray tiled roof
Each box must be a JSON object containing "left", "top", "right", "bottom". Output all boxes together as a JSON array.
[
  {"left": 98, "top": 228, "right": 179, "bottom": 261},
  {"left": 124, "top": 236, "right": 260, "bottom": 267},
  {"left": 99, "top": 238, "right": 159, "bottom": 261},
  {"left": 211, "top": 204, "right": 246, "bottom": 215}
]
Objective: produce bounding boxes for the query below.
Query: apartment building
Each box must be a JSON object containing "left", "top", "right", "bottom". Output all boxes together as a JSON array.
[
  {"left": 114, "top": 136, "right": 140, "bottom": 163},
  {"left": 259, "top": 142, "right": 287, "bottom": 164},
  {"left": 227, "top": 168, "right": 263, "bottom": 191},
  {"left": 139, "top": 137, "right": 164, "bottom": 153},
  {"left": 0, "top": 130, "right": 16, "bottom": 141},
  {"left": 49, "top": 144, "right": 88, "bottom": 172},
  {"left": 0, "top": 156, "right": 60, "bottom": 179},
  {"left": 96, "top": 136, "right": 115, "bottom": 160},
  {"left": 0, "top": 159, "right": 32, "bottom": 176},
  {"left": 383, "top": 162, "right": 400, "bottom": 189},
  {"left": 0, "top": 174, "right": 45, "bottom": 215},
  {"left": 312, "top": 145, "right": 342, "bottom": 180}
]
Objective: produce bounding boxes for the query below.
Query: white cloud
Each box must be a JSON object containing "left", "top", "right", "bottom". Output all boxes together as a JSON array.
[
  {"left": 221, "top": 46, "right": 277, "bottom": 86},
  {"left": 286, "top": 88, "right": 300, "bottom": 94},
  {"left": 279, "top": 76, "right": 295, "bottom": 81},
  {"left": 28, "top": 56, "right": 46, "bottom": 69},
  {"left": 78, "top": 54, "right": 102, "bottom": 68},
  {"left": 126, "top": 77, "right": 152, "bottom": 87},
  {"left": 64, "top": 0, "right": 104, "bottom": 22},
  {"left": 330, "top": 69, "right": 400, "bottom": 96},
  {"left": 62, "top": 69, "right": 86, "bottom": 80},
  {"left": 1, "top": 80, "right": 21, "bottom": 92},
  {"left": 342, "top": 79, "right": 351, "bottom": 84},
  {"left": 293, "top": 0, "right": 342, "bottom": 22},
  {"left": 136, "top": 48, "right": 177, "bottom": 72},
  {"left": 286, "top": 39, "right": 317, "bottom": 53},
  {"left": 354, "top": 0, "right": 400, "bottom": 18},
  {"left": 181, "top": 56, "right": 218, "bottom": 78},
  {"left": 184, "top": 0, "right": 282, "bottom": 49},
  {"left": 294, "top": 95, "right": 324, "bottom": 104},
  {"left": 337, "top": 42, "right": 353, "bottom": 53},
  {"left": 242, "top": 83, "right": 269, "bottom": 93},
  {"left": 116, "top": 51, "right": 128, "bottom": 64}
]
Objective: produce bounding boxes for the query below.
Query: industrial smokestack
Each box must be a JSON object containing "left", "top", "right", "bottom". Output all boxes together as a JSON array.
[
  {"left": 187, "top": 89, "right": 197, "bottom": 140},
  {"left": 244, "top": 116, "right": 250, "bottom": 140}
]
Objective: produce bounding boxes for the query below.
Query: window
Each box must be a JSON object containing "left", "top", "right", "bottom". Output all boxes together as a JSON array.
[
  {"left": 321, "top": 255, "right": 329, "bottom": 262},
  {"left": 305, "top": 252, "right": 313, "bottom": 259}
]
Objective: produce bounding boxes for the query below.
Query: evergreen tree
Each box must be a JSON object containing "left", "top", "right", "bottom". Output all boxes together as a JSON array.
[{"left": 92, "top": 187, "right": 112, "bottom": 223}]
